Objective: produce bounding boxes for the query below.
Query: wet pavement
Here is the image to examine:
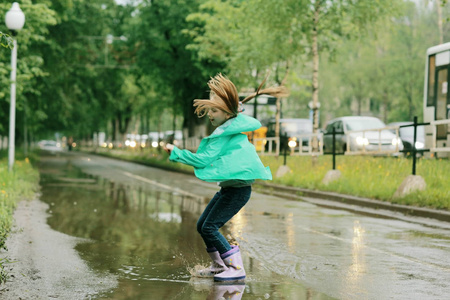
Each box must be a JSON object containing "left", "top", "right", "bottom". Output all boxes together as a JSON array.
[{"left": 36, "top": 152, "right": 450, "bottom": 299}]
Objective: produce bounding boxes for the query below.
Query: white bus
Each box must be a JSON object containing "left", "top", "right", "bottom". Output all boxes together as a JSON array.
[{"left": 424, "top": 42, "right": 450, "bottom": 158}]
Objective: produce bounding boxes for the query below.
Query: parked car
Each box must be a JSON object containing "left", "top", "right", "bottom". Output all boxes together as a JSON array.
[
  {"left": 387, "top": 122, "right": 425, "bottom": 155},
  {"left": 323, "top": 116, "right": 403, "bottom": 154},
  {"left": 38, "top": 140, "right": 63, "bottom": 153},
  {"left": 266, "top": 118, "right": 315, "bottom": 151}
]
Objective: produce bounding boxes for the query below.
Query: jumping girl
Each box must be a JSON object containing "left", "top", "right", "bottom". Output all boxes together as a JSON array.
[{"left": 164, "top": 73, "right": 287, "bottom": 282}]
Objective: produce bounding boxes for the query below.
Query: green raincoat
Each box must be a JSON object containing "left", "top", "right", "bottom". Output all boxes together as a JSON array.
[{"left": 169, "top": 114, "right": 272, "bottom": 182}]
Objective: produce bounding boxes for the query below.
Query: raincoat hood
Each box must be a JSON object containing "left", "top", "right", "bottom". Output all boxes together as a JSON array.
[{"left": 207, "top": 114, "right": 261, "bottom": 139}]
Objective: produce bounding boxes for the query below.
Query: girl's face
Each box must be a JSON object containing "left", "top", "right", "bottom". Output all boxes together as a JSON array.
[{"left": 208, "top": 107, "right": 231, "bottom": 127}]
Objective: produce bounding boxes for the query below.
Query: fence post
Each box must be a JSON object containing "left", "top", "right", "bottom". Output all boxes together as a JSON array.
[
  {"left": 412, "top": 116, "right": 418, "bottom": 175},
  {"left": 332, "top": 127, "right": 336, "bottom": 170}
]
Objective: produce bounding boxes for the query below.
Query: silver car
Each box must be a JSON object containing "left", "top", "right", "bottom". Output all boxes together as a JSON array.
[
  {"left": 38, "top": 140, "right": 63, "bottom": 153},
  {"left": 323, "top": 116, "right": 403, "bottom": 155}
]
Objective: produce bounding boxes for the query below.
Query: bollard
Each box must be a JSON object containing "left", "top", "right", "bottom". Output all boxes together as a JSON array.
[
  {"left": 412, "top": 116, "right": 418, "bottom": 175},
  {"left": 332, "top": 127, "right": 336, "bottom": 170}
]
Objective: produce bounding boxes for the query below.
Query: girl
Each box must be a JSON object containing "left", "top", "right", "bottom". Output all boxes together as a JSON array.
[{"left": 164, "top": 73, "right": 287, "bottom": 282}]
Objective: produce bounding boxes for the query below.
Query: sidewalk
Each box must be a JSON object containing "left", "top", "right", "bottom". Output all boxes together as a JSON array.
[{"left": 255, "top": 182, "right": 450, "bottom": 224}]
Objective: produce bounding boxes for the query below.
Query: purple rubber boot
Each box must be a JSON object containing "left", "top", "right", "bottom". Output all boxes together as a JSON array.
[
  {"left": 207, "top": 284, "right": 245, "bottom": 300},
  {"left": 214, "top": 246, "right": 246, "bottom": 282},
  {"left": 196, "top": 247, "right": 228, "bottom": 278}
]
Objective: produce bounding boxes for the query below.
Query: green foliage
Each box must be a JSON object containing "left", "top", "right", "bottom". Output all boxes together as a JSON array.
[
  {"left": 0, "top": 1, "right": 57, "bottom": 139},
  {"left": 312, "top": 0, "right": 446, "bottom": 125},
  {"left": 0, "top": 0, "right": 448, "bottom": 148},
  {"left": 132, "top": 0, "right": 219, "bottom": 134},
  {"left": 186, "top": 0, "right": 306, "bottom": 87},
  {"left": 0, "top": 32, "right": 13, "bottom": 49}
]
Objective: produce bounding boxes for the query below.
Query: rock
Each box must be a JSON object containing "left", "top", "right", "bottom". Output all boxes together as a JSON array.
[
  {"left": 322, "top": 170, "right": 341, "bottom": 185},
  {"left": 276, "top": 165, "right": 291, "bottom": 178},
  {"left": 393, "top": 175, "right": 426, "bottom": 198}
]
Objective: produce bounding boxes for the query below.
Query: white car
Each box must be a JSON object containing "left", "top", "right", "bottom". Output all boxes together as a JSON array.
[
  {"left": 323, "top": 116, "right": 403, "bottom": 155},
  {"left": 38, "top": 140, "right": 63, "bottom": 152}
]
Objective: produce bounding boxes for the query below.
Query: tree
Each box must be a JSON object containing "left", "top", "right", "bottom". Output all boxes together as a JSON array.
[
  {"left": 317, "top": 0, "right": 448, "bottom": 126},
  {"left": 36, "top": 0, "right": 139, "bottom": 143},
  {"left": 132, "top": 0, "right": 221, "bottom": 138},
  {"left": 187, "top": 1, "right": 399, "bottom": 131},
  {"left": 0, "top": 0, "right": 57, "bottom": 143}
]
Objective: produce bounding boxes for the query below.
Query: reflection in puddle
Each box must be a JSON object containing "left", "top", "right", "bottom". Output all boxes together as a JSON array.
[
  {"left": 38, "top": 156, "right": 334, "bottom": 299},
  {"left": 342, "top": 220, "right": 367, "bottom": 298},
  {"left": 206, "top": 283, "right": 245, "bottom": 300}
]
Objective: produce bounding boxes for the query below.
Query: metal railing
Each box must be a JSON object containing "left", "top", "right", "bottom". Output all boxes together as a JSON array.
[
  {"left": 344, "top": 128, "right": 402, "bottom": 156},
  {"left": 254, "top": 137, "right": 280, "bottom": 156},
  {"left": 430, "top": 119, "right": 450, "bottom": 153},
  {"left": 288, "top": 133, "right": 324, "bottom": 156},
  {"left": 253, "top": 133, "right": 323, "bottom": 156}
]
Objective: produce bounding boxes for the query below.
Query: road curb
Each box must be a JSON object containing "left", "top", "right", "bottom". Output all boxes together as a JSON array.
[{"left": 255, "top": 182, "right": 450, "bottom": 223}]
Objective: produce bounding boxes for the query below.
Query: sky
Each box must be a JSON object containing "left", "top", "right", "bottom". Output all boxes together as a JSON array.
[{"left": 115, "top": 0, "right": 135, "bottom": 5}]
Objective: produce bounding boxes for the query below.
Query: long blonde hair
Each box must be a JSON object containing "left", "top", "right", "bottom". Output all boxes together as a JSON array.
[{"left": 193, "top": 73, "right": 289, "bottom": 118}]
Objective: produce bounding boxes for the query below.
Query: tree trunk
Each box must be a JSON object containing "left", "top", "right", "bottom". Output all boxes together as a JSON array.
[
  {"left": 275, "top": 98, "right": 281, "bottom": 138},
  {"left": 437, "top": 0, "right": 444, "bottom": 44},
  {"left": 116, "top": 109, "right": 131, "bottom": 145},
  {"left": 113, "top": 119, "right": 117, "bottom": 145},
  {"left": 275, "top": 62, "right": 290, "bottom": 139},
  {"left": 172, "top": 99, "right": 177, "bottom": 132},
  {"left": 312, "top": 5, "right": 320, "bottom": 135},
  {"left": 311, "top": 1, "right": 321, "bottom": 162},
  {"left": 357, "top": 97, "right": 361, "bottom": 116},
  {"left": 23, "top": 104, "right": 28, "bottom": 156},
  {"left": 383, "top": 90, "right": 389, "bottom": 123}
]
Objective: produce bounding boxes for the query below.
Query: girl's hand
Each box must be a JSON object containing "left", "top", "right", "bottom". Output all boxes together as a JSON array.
[{"left": 164, "top": 143, "right": 174, "bottom": 154}]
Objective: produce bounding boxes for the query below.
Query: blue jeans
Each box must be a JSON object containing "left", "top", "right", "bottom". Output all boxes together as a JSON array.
[{"left": 197, "top": 186, "right": 251, "bottom": 254}]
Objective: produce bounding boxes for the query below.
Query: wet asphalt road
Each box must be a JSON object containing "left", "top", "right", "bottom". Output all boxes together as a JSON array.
[{"left": 37, "top": 151, "right": 450, "bottom": 299}]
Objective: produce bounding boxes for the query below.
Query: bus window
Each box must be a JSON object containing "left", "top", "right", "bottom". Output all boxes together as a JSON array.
[
  {"left": 436, "top": 68, "right": 448, "bottom": 139},
  {"left": 427, "top": 55, "right": 436, "bottom": 107}
]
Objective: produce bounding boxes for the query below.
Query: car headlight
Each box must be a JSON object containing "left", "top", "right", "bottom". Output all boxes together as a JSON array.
[
  {"left": 391, "top": 137, "right": 402, "bottom": 146},
  {"left": 288, "top": 140, "right": 297, "bottom": 148},
  {"left": 415, "top": 141, "right": 424, "bottom": 149},
  {"left": 356, "top": 136, "right": 369, "bottom": 146}
]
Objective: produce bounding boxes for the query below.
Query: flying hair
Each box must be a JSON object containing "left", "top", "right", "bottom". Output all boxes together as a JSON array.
[{"left": 193, "top": 73, "right": 289, "bottom": 118}]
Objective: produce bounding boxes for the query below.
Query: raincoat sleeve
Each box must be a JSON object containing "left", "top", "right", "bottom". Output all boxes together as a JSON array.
[{"left": 169, "top": 136, "right": 230, "bottom": 168}]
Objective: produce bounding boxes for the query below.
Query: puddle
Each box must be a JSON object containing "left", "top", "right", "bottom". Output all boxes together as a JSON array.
[{"left": 37, "top": 154, "right": 335, "bottom": 299}]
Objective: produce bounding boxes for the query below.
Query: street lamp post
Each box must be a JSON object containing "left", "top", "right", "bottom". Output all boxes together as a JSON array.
[{"left": 5, "top": 2, "right": 25, "bottom": 172}]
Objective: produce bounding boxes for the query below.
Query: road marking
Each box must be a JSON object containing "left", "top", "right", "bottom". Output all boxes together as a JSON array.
[{"left": 123, "top": 172, "right": 203, "bottom": 199}]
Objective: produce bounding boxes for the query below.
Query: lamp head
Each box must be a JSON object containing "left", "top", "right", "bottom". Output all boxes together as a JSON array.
[{"left": 5, "top": 2, "right": 25, "bottom": 31}]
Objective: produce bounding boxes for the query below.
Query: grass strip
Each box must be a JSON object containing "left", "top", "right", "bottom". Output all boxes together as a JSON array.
[
  {"left": 260, "top": 155, "right": 450, "bottom": 210},
  {"left": 0, "top": 154, "right": 40, "bottom": 283}
]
